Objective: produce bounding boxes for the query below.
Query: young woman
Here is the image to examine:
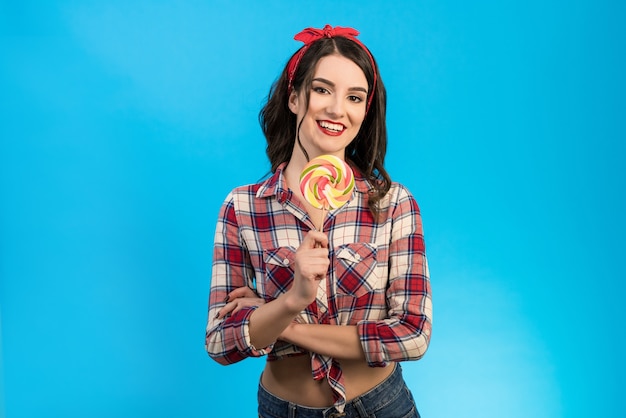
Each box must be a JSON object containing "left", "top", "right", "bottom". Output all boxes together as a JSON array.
[{"left": 206, "top": 25, "right": 432, "bottom": 418}]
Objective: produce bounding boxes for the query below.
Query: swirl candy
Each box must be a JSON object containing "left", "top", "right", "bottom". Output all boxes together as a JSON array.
[{"left": 299, "top": 155, "right": 355, "bottom": 210}]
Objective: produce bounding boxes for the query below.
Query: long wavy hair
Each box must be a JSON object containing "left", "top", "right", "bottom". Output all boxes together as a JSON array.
[{"left": 259, "top": 36, "right": 391, "bottom": 215}]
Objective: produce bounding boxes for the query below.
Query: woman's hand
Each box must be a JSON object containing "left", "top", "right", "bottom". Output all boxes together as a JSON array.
[
  {"left": 216, "top": 286, "right": 265, "bottom": 319},
  {"left": 286, "top": 230, "right": 330, "bottom": 311},
  {"left": 245, "top": 231, "right": 329, "bottom": 349}
]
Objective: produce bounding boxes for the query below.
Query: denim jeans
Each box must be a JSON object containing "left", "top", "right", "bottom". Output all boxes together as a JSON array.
[{"left": 258, "top": 364, "right": 420, "bottom": 418}]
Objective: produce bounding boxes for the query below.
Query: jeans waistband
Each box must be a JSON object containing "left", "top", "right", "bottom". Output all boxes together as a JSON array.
[{"left": 258, "top": 364, "right": 407, "bottom": 418}]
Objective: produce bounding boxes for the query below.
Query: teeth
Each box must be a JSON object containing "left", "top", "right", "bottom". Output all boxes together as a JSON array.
[{"left": 319, "top": 121, "right": 343, "bottom": 132}]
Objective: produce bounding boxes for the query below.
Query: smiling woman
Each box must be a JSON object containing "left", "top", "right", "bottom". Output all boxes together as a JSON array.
[
  {"left": 2, "top": 1, "right": 624, "bottom": 417},
  {"left": 205, "top": 25, "right": 432, "bottom": 418},
  {"left": 288, "top": 55, "right": 368, "bottom": 158}
]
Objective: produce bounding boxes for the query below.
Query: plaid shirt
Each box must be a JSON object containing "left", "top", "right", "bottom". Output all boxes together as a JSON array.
[{"left": 206, "top": 162, "right": 432, "bottom": 410}]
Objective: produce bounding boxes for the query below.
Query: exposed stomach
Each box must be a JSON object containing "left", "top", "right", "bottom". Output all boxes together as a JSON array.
[{"left": 260, "top": 355, "right": 395, "bottom": 407}]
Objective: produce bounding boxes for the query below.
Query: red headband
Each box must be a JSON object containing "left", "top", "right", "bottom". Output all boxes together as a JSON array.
[{"left": 287, "top": 24, "right": 377, "bottom": 112}]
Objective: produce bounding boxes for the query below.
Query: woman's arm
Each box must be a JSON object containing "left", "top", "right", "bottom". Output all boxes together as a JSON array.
[
  {"left": 218, "top": 285, "right": 367, "bottom": 361},
  {"left": 206, "top": 195, "right": 262, "bottom": 364},
  {"left": 248, "top": 231, "right": 331, "bottom": 348},
  {"left": 356, "top": 185, "right": 433, "bottom": 366},
  {"left": 217, "top": 288, "right": 366, "bottom": 360},
  {"left": 280, "top": 186, "right": 432, "bottom": 365},
  {"left": 206, "top": 194, "right": 332, "bottom": 361},
  {"left": 279, "top": 323, "right": 366, "bottom": 361}
]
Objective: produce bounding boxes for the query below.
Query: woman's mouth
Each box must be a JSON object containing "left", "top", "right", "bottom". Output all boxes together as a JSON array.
[{"left": 318, "top": 120, "right": 345, "bottom": 136}]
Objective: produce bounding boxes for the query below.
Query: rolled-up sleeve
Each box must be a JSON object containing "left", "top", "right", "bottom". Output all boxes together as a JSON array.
[
  {"left": 205, "top": 195, "right": 272, "bottom": 364},
  {"left": 357, "top": 186, "right": 433, "bottom": 366}
]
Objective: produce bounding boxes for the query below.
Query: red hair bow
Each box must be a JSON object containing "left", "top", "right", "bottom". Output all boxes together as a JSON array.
[
  {"left": 294, "top": 25, "right": 361, "bottom": 44},
  {"left": 286, "top": 24, "right": 377, "bottom": 112}
]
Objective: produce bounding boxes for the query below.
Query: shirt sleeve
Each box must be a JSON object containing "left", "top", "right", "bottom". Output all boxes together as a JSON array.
[
  {"left": 205, "top": 193, "right": 273, "bottom": 364},
  {"left": 357, "top": 185, "right": 433, "bottom": 367}
]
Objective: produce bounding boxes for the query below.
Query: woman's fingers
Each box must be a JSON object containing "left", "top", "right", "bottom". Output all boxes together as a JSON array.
[
  {"left": 217, "top": 286, "right": 264, "bottom": 319},
  {"left": 286, "top": 231, "right": 331, "bottom": 307},
  {"left": 295, "top": 231, "right": 328, "bottom": 277},
  {"left": 225, "top": 286, "right": 258, "bottom": 302},
  {"left": 301, "top": 230, "right": 329, "bottom": 249},
  {"left": 217, "top": 295, "right": 265, "bottom": 319}
]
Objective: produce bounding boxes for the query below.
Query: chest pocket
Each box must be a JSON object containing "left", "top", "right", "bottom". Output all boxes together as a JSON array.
[
  {"left": 263, "top": 246, "right": 296, "bottom": 301},
  {"left": 335, "top": 242, "right": 379, "bottom": 298}
]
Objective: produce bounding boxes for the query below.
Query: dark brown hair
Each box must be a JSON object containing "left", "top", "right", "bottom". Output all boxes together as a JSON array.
[{"left": 259, "top": 36, "right": 391, "bottom": 215}]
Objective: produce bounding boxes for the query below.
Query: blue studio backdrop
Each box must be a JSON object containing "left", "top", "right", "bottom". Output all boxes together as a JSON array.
[{"left": 1, "top": 1, "right": 624, "bottom": 417}]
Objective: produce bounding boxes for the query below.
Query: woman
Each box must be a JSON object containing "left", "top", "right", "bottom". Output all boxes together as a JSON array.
[{"left": 206, "top": 25, "right": 432, "bottom": 418}]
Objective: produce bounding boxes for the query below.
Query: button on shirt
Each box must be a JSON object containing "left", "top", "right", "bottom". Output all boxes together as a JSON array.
[{"left": 206, "top": 163, "right": 432, "bottom": 412}]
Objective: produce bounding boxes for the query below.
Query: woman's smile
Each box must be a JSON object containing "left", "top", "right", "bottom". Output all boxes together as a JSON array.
[
  {"left": 289, "top": 53, "right": 368, "bottom": 159},
  {"left": 317, "top": 120, "right": 346, "bottom": 136}
]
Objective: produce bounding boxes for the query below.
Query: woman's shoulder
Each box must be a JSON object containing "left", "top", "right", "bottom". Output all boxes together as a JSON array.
[
  {"left": 221, "top": 175, "right": 275, "bottom": 204},
  {"left": 385, "top": 181, "right": 419, "bottom": 202},
  {"left": 376, "top": 181, "right": 423, "bottom": 216},
  {"left": 221, "top": 182, "right": 263, "bottom": 203},
  {"left": 229, "top": 182, "right": 264, "bottom": 195}
]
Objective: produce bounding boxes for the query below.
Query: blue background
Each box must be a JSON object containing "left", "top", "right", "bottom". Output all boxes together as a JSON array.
[{"left": 1, "top": 1, "right": 624, "bottom": 417}]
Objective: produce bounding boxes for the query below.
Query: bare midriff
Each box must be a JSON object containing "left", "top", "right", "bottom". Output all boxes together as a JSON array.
[{"left": 261, "top": 355, "right": 395, "bottom": 407}]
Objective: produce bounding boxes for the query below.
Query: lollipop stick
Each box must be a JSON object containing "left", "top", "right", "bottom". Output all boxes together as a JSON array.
[
  {"left": 319, "top": 206, "right": 326, "bottom": 233},
  {"left": 314, "top": 205, "right": 326, "bottom": 249}
]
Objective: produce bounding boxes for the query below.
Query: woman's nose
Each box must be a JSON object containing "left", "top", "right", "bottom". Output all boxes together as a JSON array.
[{"left": 326, "top": 97, "right": 345, "bottom": 117}]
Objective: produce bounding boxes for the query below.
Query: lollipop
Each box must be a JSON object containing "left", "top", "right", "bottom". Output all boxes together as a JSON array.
[{"left": 299, "top": 155, "right": 355, "bottom": 230}]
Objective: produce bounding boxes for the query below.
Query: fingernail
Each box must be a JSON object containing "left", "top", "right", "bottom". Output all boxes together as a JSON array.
[{"left": 223, "top": 295, "right": 230, "bottom": 303}]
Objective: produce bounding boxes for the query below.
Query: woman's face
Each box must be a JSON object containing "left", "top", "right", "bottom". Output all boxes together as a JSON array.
[{"left": 289, "top": 54, "right": 368, "bottom": 160}]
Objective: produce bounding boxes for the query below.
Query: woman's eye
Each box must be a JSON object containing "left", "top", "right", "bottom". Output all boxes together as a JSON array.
[
  {"left": 313, "top": 86, "right": 329, "bottom": 94},
  {"left": 348, "top": 95, "right": 364, "bottom": 103}
]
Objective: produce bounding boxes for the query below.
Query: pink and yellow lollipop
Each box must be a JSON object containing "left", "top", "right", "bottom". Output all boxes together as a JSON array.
[{"left": 299, "top": 155, "right": 355, "bottom": 212}]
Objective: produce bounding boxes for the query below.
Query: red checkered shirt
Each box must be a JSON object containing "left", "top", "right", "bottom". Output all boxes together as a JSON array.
[{"left": 206, "top": 162, "right": 432, "bottom": 411}]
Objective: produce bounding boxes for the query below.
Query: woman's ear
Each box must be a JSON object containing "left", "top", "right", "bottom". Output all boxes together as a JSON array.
[{"left": 288, "top": 91, "right": 299, "bottom": 115}]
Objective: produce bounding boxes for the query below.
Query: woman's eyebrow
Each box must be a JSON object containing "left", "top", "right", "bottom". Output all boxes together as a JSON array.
[{"left": 312, "top": 77, "right": 368, "bottom": 93}]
